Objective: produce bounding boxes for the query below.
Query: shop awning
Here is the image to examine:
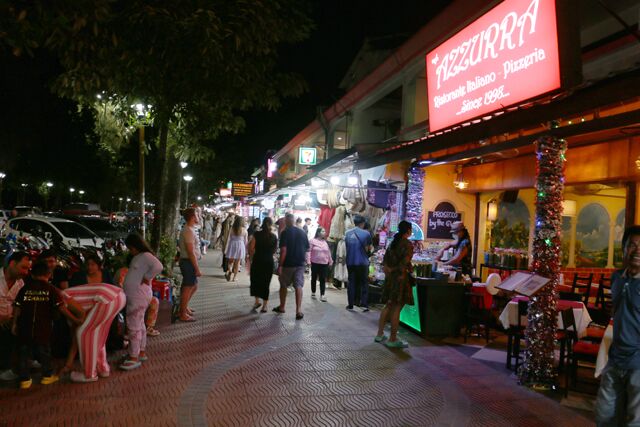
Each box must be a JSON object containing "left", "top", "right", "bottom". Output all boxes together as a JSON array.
[{"left": 356, "top": 68, "right": 640, "bottom": 170}]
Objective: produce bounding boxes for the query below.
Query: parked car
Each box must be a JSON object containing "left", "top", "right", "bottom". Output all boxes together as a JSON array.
[
  {"left": 13, "top": 206, "right": 43, "bottom": 217},
  {"left": 62, "top": 203, "right": 108, "bottom": 217},
  {"left": 1, "top": 216, "right": 104, "bottom": 248},
  {"left": 55, "top": 214, "right": 128, "bottom": 240}
]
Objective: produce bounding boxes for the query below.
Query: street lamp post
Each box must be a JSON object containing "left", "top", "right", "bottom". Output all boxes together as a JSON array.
[
  {"left": 133, "top": 103, "right": 151, "bottom": 237},
  {"left": 0, "top": 172, "right": 6, "bottom": 208},
  {"left": 118, "top": 197, "right": 123, "bottom": 211},
  {"left": 20, "top": 183, "right": 27, "bottom": 205},
  {"left": 44, "top": 182, "right": 53, "bottom": 210},
  {"left": 78, "top": 190, "right": 85, "bottom": 201},
  {"left": 69, "top": 187, "right": 75, "bottom": 203},
  {"left": 183, "top": 175, "right": 193, "bottom": 208}
]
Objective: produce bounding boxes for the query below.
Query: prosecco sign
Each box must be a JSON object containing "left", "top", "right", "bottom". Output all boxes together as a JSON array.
[{"left": 426, "top": 0, "right": 564, "bottom": 132}]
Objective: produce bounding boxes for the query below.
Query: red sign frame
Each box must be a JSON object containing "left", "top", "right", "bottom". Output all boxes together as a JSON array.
[{"left": 426, "top": 0, "right": 566, "bottom": 133}]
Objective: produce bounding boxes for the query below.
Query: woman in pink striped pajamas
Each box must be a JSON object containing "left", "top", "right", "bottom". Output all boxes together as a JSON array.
[
  {"left": 120, "top": 234, "right": 163, "bottom": 371},
  {"left": 61, "top": 283, "right": 126, "bottom": 383}
]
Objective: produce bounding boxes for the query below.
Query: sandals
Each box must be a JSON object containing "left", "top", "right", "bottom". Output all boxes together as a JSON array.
[
  {"left": 252, "top": 303, "right": 262, "bottom": 310},
  {"left": 179, "top": 316, "right": 196, "bottom": 322},
  {"left": 374, "top": 335, "right": 387, "bottom": 343},
  {"left": 385, "top": 340, "right": 409, "bottom": 348},
  {"left": 272, "top": 307, "right": 285, "bottom": 314},
  {"left": 147, "top": 327, "right": 160, "bottom": 336},
  {"left": 260, "top": 308, "right": 268, "bottom": 313},
  {"left": 296, "top": 313, "right": 304, "bottom": 320}
]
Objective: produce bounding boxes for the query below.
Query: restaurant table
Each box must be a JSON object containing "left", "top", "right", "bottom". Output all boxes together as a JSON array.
[
  {"left": 595, "top": 323, "right": 613, "bottom": 378},
  {"left": 498, "top": 297, "right": 593, "bottom": 337}
]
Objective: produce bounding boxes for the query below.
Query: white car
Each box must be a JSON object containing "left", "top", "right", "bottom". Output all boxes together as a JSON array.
[{"left": 1, "top": 216, "right": 104, "bottom": 248}]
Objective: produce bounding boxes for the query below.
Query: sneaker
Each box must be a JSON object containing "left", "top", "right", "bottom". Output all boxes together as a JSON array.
[
  {"left": 374, "top": 335, "right": 387, "bottom": 343},
  {"left": 346, "top": 305, "right": 354, "bottom": 310},
  {"left": 30, "top": 360, "right": 42, "bottom": 369},
  {"left": 139, "top": 355, "right": 148, "bottom": 362},
  {"left": 311, "top": 293, "right": 316, "bottom": 299},
  {"left": 119, "top": 360, "right": 142, "bottom": 371},
  {"left": 41, "top": 374, "right": 59, "bottom": 385},
  {"left": 19, "top": 378, "right": 32, "bottom": 389},
  {"left": 0, "top": 369, "right": 18, "bottom": 381},
  {"left": 70, "top": 371, "right": 98, "bottom": 383},
  {"left": 362, "top": 307, "right": 370, "bottom": 313},
  {"left": 385, "top": 340, "right": 409, "bottom": 348},
  {"left": 320, "top": 295, "right": 327, "bottom": 302}
]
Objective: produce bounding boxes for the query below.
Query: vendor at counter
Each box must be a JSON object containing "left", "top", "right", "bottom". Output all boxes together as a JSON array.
[{"left": 435, "top": 221, "right": 473, "bottom": 276}]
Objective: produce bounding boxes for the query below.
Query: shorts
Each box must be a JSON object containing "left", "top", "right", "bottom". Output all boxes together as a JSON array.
[
  {"left": 179, "top": 259, "right": 198, "bottom": 287},
  {"left": 279, "top": 267, "right": 305, "bottom": 290}
]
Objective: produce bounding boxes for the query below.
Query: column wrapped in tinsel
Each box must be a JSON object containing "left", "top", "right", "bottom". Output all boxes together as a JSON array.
[
  {"left": 519, "top": 136, "right": 567, "bottom": 387},
  {"left": 406, "top": 167, "right": 425, "bottom": 224}
]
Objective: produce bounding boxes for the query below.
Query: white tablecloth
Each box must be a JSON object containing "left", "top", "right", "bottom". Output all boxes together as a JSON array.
[
  {"left": 595, "top": 324, "right": 613, "bottom": 378},
  {"left": 498, "top": 300, "right": 593, "bottom": 338}
]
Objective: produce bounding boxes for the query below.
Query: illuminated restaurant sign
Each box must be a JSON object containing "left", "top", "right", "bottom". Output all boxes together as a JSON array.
[
  {"left": 231, "top": 183, "right": 254, "bottom": 197},
  {"left": 426, "top": 0, "right": 563, "bottom": 132}
]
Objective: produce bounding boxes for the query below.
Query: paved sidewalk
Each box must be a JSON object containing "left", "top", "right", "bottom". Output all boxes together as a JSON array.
[{"left": 0, "top": 251, "right": 594, "bottom": 426}]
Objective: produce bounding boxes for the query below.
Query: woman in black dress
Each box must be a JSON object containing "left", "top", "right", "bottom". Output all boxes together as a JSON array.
[{"left": 248, "top": 217, "right": 277, "bottom": 313}]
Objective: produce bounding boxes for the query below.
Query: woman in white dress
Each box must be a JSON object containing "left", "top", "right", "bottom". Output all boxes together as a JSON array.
[{"left": 225, "top": 216, "right": 247, "bottom": 282}]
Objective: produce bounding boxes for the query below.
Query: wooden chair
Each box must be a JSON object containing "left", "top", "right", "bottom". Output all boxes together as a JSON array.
[
  {"left": 560, "top": 308, "right": 599, "bottom": 396},
  {"left": 595, "top": 274, "right": 613, "bottom": 311},
  {"left": 571, "top": 272, "right": 594, "bottom": 304},
  {"left": 506, "top": 300, "right": 528, "bottom": 371},
  {"left": 464, "top": 292, "right": 490, "bottom": 344}
]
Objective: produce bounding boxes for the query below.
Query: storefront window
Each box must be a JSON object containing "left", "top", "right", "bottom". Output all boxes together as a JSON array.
[
  {"left": 491, "top": 199, "right": 530, "bottom": 250},
  {"left": 576, "top": 203, "right": 610, "bottom": 268},
  {"left": 614, "top": 208, "right": 625, "bottom": 268}
]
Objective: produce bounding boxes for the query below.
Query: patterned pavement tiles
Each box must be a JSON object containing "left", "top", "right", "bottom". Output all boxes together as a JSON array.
[{"left": 0, "top": 250, "right": 596, "bottom": 426}]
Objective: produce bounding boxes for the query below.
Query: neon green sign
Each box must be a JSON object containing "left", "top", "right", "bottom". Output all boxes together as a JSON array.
[{"left": 399, "top": 286, "right": 421, "bottom": 332}]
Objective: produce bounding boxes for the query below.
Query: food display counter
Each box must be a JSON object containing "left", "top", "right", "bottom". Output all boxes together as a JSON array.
[{"left": 399, "top": 277, "right": 468, "bottom": 338}]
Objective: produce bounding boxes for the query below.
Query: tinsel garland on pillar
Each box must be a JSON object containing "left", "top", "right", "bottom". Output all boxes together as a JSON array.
[
  {"left": 519, "top": 136, "right": 567, "bottom": 387},
  {"left": 406, "top": 167, "right": 425, "bottom": 225}
]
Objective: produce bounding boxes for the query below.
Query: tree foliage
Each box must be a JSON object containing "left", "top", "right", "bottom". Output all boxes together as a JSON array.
[{"left": 1, "top": 0, "right": 313, "bottom": 246}]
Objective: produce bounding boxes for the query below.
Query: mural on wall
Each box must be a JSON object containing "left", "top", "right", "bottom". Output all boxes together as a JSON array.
[
  {"left": 614, "top": 208, "right": 625, "bottom": 268},
  {"left": 491, "top": 198, "right": 530, "bottom": 250},
  {"left": 561, "top": 216, "right": 571, "bottom": 267},
  {"left": 576, "top": 203, "right": 610, "bottom": 268}
]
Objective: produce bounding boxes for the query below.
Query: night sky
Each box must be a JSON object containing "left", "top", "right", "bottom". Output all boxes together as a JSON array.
[{"left": 0, "top": 1, "right": 451, "bottom": 209}]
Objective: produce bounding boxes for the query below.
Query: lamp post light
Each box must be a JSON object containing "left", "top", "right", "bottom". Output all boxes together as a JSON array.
[
  {"left": 43, "top": 182, "right": 53, "bottom": 210},
  {"left": 126, "top": 197, "right": 131, "bottom": 212},
  {"left": 69, "top": 187, "right": 75, "bottom": 203},
  {"left": 118, "top": 197, "right": 123, "bottom": 211},
  {"left": 183, "top": 175, "right": 193, "bottom": 208},
  {"left": 180, "top": 161, "right": 188, "bottom": 169},
  {"left": 78, "top": 190, "right": 85, "bottom": 201}
]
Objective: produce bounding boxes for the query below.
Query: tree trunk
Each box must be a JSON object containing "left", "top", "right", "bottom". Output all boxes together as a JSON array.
[{"left": 151, "top": 122, "right": 169, "bottom": 251}]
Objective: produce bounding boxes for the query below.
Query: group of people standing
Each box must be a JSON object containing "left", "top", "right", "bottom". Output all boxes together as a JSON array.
[{"left": 0, "top": 232, "right": 164, "bottom": 388}]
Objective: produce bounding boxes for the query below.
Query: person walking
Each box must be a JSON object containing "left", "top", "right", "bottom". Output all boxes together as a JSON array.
[
  {"left": 307, "top": 227, "right": 332, "bottom": 302},
  {"left": 375, "top": 220, "right": 414, "bottom": 348},
  {"left": 248, "top": 217, "right": 277, "bottom": 313},
  {"left": 178, "top": 208, "right": 201, "bottom": 322},
  {"left": 345, "top": 215, "right": 373, "bottom": 311},
  {"left": 595, "top": 225, "right": 640, "bottom": 425},
  {"left": 273, "top": 213, "right": 309, "bottom": 320},
  {"left": 225, "top": 216, "right": 247, "bottom": 282},
  {"left": 220, "top": 212, "right": 235, "bottom": 270},
  {"left": 119, "top": 234, "right": 163, "bottom": 371}
]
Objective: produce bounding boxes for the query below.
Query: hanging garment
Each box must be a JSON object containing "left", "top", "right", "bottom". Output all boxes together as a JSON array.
[
  {"left": 334, "top": 239, "right": 349, "bottom": 283},
  {"left": 318, "top": 205, "right": 335, "bottom": 233},
  {"left": 329, "top": 206, "right": 347, "bottom": 241},
  {"left": 367, "top": 180, "right": 397, "bottom": 209}
]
